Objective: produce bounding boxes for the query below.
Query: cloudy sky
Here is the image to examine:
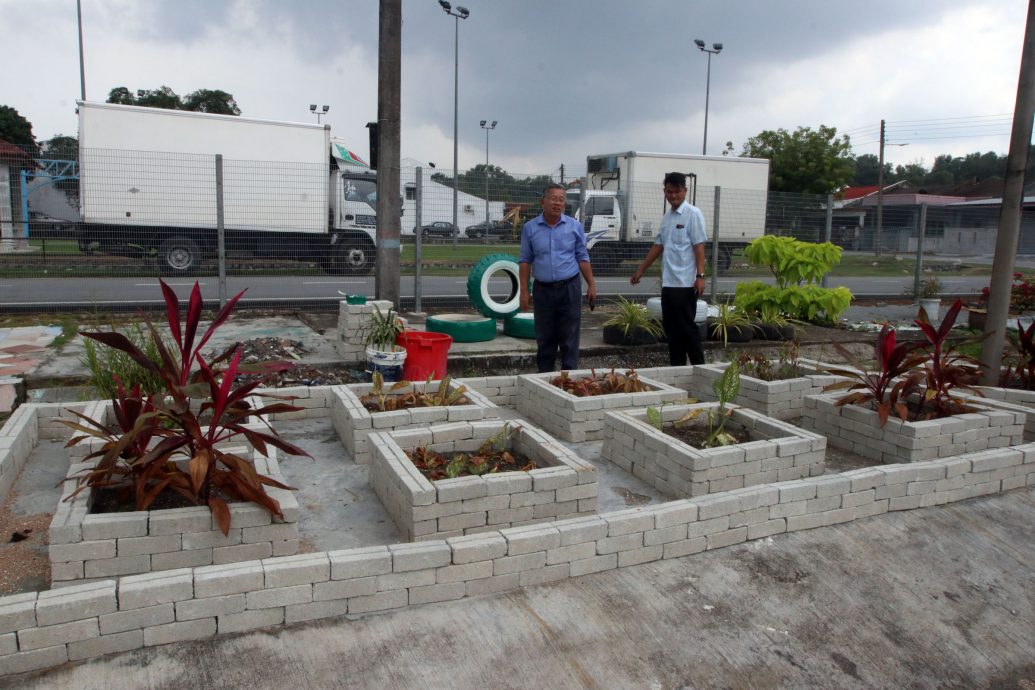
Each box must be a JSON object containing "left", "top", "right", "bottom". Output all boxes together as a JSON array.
[{"left": 2, "top": 0, "right": 1028, "bottom": 177}]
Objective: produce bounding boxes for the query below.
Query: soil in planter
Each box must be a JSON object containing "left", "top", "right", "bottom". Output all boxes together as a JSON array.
[
  {"left": 662, "top": 421, "right": 752, "bottom": 449},
  {"left": 405, "top": 446, "right": 543, "bottom": 481},
  {"left": 91, "top": 485, "right": 240, "bottom": 513},
  {"left": 550, "top": 369, "right": 654, "bottom": 397}
]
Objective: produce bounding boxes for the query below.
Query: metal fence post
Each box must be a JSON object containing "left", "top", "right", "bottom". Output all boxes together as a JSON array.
[
  {"left": 414, "top": 166, "right": 423, "bottom": 313},
  {"left": 912, "top": 202, "right": 928, "bottom": 302},
  {"left": 822, "top": 193, "right": 833, "bottom": 288},
  {"left": 710, "top": 186, "right": 721, "bottom": 300},
  {"left": 215, "top": 154, "right": 226, "bottom": 308}
]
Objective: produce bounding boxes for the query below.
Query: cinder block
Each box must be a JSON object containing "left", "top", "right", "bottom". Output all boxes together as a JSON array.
[
  {"left": 85, "top": 555, "right": 150, "bottom": 579},
  {"left": 213, "top": 542, "right": 272, "bottom": 565},
  {"left": 313, "top": 577, "right": 378, "bottom": 602},
  {"left": 568, "top": 554, "right": 618, "bottom": 577},
  {"left": 99, "top": 603, "right": 175, "bottom": 635},
  {"left": 118, "top": 534, "right": 182, "bottom": 557},
  {"left": 263, "top": 553, "right": 330, "bottom": 588},
  {"left": 82, "top": 513, "right": 149, "bottom": 541},
  {"left": 348, "top": 589, "right": 408, "bottom": 614},
  {"left": 448, "top": 533, "right": 508, "bottom": 564},
  {"left": 143, "top": 618, "right": 216, "bottom": 646},
  {"left": 194, "top": 561, "right": 265, "bottom": 599},
  {"left": 36, "top": 580, "right": 116, "bottom": 626},
  {"left": 500, "top": 525, "right": 561, "bottom": 555},
  {"left": 246, "top": 584, "right": 312, "bottom": 610},
  {"left": 68, "top": 629, "right": 143, "bottom": 661},
  {"left": 119, "top": 569, "right": 193, "bottom": 610},
  {"left": 148, "top": 507, "right": 212, "bottom": 536},
  {"left": 176, "top": 595, "right": 245, "bottom": 622},
  {"left": 18, "top": 618, "right": 98, "bottom": 651},
  {"left": 329, "top": 546, "right": 392, "bottom": 580},
  {"left": 151, "top": 548, "right": 213, "bottom": 571},
  {"left": 0, "top": 644, "right": 68, "bottom": 676},
  {"left": 285, "top": 599, "right": 350, "bottom": 624}
]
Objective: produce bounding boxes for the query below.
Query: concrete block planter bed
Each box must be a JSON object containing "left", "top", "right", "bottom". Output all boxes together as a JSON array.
[
  {"left": 369, "top": 420, "right": 597, "bottom": 541},
  {"left": 49, "top": 446, "right": 299, "bottom": 584},
  {"left": 965, "top": 385, "right": 1035, "bottom": 442},
  {"left": 601, "top": 403, "right": 826, "bottom": 497},
  {"left": 515, "top": 370, "right": 687, "bottom": 442},
  {"left": 332, "top": 380, "right": 500, "bottom": 464},
  {"left": 802, "top": 392, "right": 1025, "bottom": 464},
  {"left": 693, "top": 358, "right": 851, "bottom": 420}
]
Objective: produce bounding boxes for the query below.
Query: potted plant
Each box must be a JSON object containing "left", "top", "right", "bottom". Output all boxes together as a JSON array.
[
  {"left": 912, "top": 275, "right": 943, "bottom": 322},
  {"left": 60, "top": 279, "right": 309, "bottom": 535},
  {"left": 751, "top": 303, "right": 796, "bottom": 341},
  {"left": 363, "top": 305, "right": 407, "bottom": 381},
  {"left": 707, "top": 300, "right": 753, "bottom": 345},
  {"left": 602, "top": 296, "right": 664, "bottom": 345}
]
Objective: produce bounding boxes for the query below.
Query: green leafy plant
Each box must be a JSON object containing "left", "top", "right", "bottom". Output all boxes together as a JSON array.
[
  {"left": 709, "top": 300, "right": 752, "bottom": 346},
  {"left": 705, "top": 359, "right": 741, "bottom": 446},
  {"left": 735, "top": 282, "right": 852, "bottom": 325},
  {"left": 407, "top": 424, "right": 534, "bottom": 480},
  {"left": 360, "top": 373, "right": 471, "bottom": 412},
  {"left": 914, "top": 299, "right": 982, "bottom": 418},
  {"left": 601, "top": 296, "right": 664, "bottom": 339},
  {"left": 363, "top": 306, "right": 405, "bottom": 351},
  {"left": 60, "top": 280, "right": 309, "bottom": 535},
  {"left": 81, "top": 322, "right": 169, "bottom": 398},
  {"left": 905, "top": 275, "right": 943, "bottom": 300},
  {"left": 551, "top": 368, "right": 652, "bottom": 397},
  {"left": 743, "top": 235, "right": 842, "bottom": 288}
]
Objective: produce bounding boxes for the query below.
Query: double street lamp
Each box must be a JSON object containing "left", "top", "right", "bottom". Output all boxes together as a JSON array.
[
  {"left": 439, "top": 0, "right": 470, "bottom": 248},
  {"left": 309, "top": 104, "right": 329, "bottom": 123},
  {"left": 694, "top": 39, "right": 722, "bottom": 155},
  {"left": 480, "top": 120, "right": 497, "bottom": 225}
]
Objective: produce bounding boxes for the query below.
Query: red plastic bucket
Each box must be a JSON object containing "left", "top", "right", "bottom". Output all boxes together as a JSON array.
[{"left": 397, "top": 331, "right": 453, "bottom": 381}]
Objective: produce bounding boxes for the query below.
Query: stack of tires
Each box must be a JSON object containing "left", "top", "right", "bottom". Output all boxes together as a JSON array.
[{"left": 427, "top": 254, "right": 535, "bottom": 342}]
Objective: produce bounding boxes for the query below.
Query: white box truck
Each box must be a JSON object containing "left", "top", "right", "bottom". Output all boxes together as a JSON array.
[
  {"left": 76, "top": 101, "right": 378, "bottom": 275},
  {"left": 571, "top": 151, "right": 770, "bottom": 274}
]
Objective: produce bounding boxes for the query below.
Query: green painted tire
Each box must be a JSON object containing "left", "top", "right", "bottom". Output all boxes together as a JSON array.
[
  {"left": 425, "top": 314, "right": 497, "bottom": 343},
  {"left": 503, "top": 312, "right": 536, "bottom": 339},
  {"left": 467, "top": 253, "right": 524, "bottom": 319}
]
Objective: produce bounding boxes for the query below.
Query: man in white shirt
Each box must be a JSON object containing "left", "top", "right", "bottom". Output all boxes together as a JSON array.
[{"left": 630, "top": 172, "right": 707, "bottom": 365}]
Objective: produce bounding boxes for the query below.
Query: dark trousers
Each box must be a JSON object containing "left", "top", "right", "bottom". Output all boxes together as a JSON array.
[
  {"left": 661, "top": 286, "right": 704, "bottom": 366},
  {"left": 532, "top": 276, "right": 582, "bottom": 372}
]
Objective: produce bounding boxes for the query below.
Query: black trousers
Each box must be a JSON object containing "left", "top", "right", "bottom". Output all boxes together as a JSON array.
[
  {"left": 661, "top": 286, "right": 704, "bottom": 366},
  {"left": 532, "top": 276, "right": 582, "bottom": 372}
]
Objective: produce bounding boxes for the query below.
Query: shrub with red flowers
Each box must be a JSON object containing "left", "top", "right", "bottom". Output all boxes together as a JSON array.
[{"left": 979, "top": 273, "right": 1035, "bottom": 314}]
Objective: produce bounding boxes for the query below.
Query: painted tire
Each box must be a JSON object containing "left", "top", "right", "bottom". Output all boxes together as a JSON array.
[
  {"left": 426, "top": 314, "right": 497, "bottom": 343},
  {"left": 467, "top": 253, "right": 523, "bottom": 319},
  {"left": 503, "top": 312, "right": 536, "bottom": 339}
]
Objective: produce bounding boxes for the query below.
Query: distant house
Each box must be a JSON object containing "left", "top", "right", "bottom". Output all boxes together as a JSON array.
[
  {"left": 834, "top": 179, "right": 1035, "bottom": 255},
  {"left": 0, "top": 139, "right": 33, "bottom": 252}
]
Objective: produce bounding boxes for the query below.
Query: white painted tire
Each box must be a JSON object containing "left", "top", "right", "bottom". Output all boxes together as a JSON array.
[{"left": 467, "top": 253, "right": 523, "bottom": 319}]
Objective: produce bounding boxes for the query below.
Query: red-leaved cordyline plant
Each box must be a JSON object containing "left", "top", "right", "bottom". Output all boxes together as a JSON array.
[
  {"left": 823, "top": 324, "right": 925, "bottom": 426},
  {"left": 913, "top": 298, "right": 983, "bottom": 418},
  {"left": 1003, "top": 319, "right": 1035, "bottom": 390},
  {"left": 61, "top": 280, "right": 310, "bottom": 535}
]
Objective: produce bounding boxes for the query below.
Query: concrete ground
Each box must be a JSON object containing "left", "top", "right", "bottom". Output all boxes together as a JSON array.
[{"left": 5, "top": 486, "right": 1033, "bottom": 689}]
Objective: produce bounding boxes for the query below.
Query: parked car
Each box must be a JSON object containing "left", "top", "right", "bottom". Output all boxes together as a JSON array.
[
  {"left": 27, "top": 212, "right": 74, "bottom": 238},
  {"left": 419, "top": 221, "right": 458, "bottom": 240},
  {"left": 466, "top": 220, "right": 515, "bottom": 241}
]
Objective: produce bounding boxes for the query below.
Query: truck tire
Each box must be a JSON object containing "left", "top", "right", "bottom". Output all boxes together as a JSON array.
[
  {"left": 717, "top": 245, "right": 733, "bottom": 273},
  {"left": 425, "top": 314, "right": 497, "bottom": 343},
  {"left": 467, "top": 253, "right": 523, "bottom": 319},
  {"left": 331, "top": 241, "right": 375, "bottom": 276},
  {"left": 590, "top": 245, "right": 619, "bottom": 276},
  {"left": 503, "top": 312, "right": 536, "bottom": 339},
  {"left": 159, "top": 236, "right": 201, "bottom": 275}
]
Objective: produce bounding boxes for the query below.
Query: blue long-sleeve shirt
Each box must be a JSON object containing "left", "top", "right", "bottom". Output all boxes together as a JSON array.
[{"left": 518, "top": 213, "right": 590, "bottom": 283}]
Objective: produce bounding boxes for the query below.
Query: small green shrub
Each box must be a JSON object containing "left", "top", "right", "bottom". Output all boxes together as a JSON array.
[
  {"left": 735, "top": 283, "right": 852, "bottom": 325},
  {"left": 743, "top": 236, "right": 842, "bottom": 288},
  {"left": 81, "top": 323, "right": 168, "bottom": 399}
]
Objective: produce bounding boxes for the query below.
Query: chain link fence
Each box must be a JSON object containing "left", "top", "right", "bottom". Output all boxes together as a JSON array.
[{"left": 0, "top": 143, "right": 1011, "bottom": 314}]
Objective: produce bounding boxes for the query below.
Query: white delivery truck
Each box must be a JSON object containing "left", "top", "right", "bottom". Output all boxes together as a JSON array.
[
  {"left": 571, "top": 151, "right": 770, "bottom": 274},
  {"left": 76, "top": 101, "right": 378, "bottom": 275}
]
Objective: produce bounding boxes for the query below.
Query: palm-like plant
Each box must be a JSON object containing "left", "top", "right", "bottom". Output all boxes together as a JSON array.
[
  {"left": 709, "top": 300, "right": 752, "bottom": 346},
  {"left": 602, "top": 296, "right": 664, "bottom": 338}
]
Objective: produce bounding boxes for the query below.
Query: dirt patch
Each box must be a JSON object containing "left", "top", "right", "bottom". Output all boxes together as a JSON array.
[
  {"left": 662, "top": 422, "right": 752, "bottom": 448},
  {"left": 0, "top": 489, "right": 51, "bottom": 596}
]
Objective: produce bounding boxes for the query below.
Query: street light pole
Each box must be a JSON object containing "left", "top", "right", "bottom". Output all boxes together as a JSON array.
[
  {"left": 309, "top": 104, "right": 329, "bottom": 124},
  {"left": 694, "top": 39, "right": 722, "bottom": 155},
  {"left": 76, "top": 0, "right": 86, "bottom": 101},
  {"left": 439, "top": 1, "right": 470, "bottom": 249},
  {"left": 480, "top": 119, "right": 496, "bottom": 225}
]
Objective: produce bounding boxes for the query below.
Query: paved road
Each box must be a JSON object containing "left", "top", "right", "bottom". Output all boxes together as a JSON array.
[{"left": 0, "top": 274, "right": 989, "bottom": 310}]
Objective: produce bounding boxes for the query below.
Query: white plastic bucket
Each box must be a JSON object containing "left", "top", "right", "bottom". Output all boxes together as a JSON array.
[{"left": 366, "top": 347, "right": 407, "bottom": 382}]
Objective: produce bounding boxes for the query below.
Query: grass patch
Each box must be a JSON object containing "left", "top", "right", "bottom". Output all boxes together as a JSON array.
[{"left": 48, "top": 316, "right": 79, "bottom": 350}]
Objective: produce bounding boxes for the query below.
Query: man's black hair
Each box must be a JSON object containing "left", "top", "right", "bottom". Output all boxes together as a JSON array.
[
  {"left": 663, "top": 172, "right": 687, "bottom": 188},
  {"left": 542, "top": 182, "right": 566, "bottom": 196}
]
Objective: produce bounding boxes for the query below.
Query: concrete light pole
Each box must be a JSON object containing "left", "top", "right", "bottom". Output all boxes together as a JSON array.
[
  {"left": 76, "top": 0, "right": 86, "bottom": 101},
  {"left": 694, "top": 39, "right": 722, "bottom": 155},
  {"left": 480, "top": 119, "right": 496, "bottom": 225},
  {"left": 439, "top": 1, "right": 470, "bottom": 248}
]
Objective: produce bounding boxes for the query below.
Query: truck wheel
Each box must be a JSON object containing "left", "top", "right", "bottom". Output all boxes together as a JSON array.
[
  {"left": 159, "top": 237, "right": 200, "bottom": 275},
  {"left": 331, "top": 241, "right": 375, "bottom": 276},
  {"left": 590, "top": 245, "right": 619, "bottom": 276},
  {"left": 717, "top": 246, "right": 733, "bottom": 274}
]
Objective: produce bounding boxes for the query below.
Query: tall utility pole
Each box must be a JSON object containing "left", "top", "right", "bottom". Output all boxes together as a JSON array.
[
  {"left": 694, "top": 39, "right": 722, "bottom": 155},
  {"left": 374, "top": 0, "right": 402, "bottom": 306},
  {"left": 980, "top": 0, "right": 1035, "bottom": 384},
  {"left": 76, "top": 0, "right": 86, "bottom": 100},
  {"left": 439, "top": 1, "right": 470, "bottom": 249},
  {"left": 479, "top": 119, "right": 496, "bottom": 225},
  {"left": 875, "top": 119, "right": 885, "bottom": 256}
]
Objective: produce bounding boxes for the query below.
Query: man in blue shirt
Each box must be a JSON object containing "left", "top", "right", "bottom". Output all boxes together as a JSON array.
[
  {"left": 630, "top": 172, "right": 707, "bottom": 365},
  {"left": 519, "top": 183, "right": 597, "bottom": 372}
]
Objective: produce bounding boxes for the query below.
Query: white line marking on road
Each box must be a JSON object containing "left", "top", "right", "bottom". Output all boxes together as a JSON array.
[
  {"left": 304, "top": 281, "right": 366, "bottom": 285},
  {"left": 134, "top": 282, "right": 206, "bottom": 287}
]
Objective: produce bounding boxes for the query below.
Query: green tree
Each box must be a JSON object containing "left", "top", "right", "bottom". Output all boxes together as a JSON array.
[
  {"left": 894, "top": 161, "right": 928, "bottom": 186},
  {"left": 105, "top": 86, "right": 241, "bottom": 115},
  {"left": 182, "top": 89, "right": 240, "bottom": 115},
  {"left": 741, "top": 125, "right": 854, "bottom": 194},
  {"left": 0, "top": 105, "right": 36, "bottom": 151},
  {"left": 851, "top": 154, "right": 892, "bottom": 186},
  {"left": 40, "top": 134, "right": 78, "bottom": 159}
]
